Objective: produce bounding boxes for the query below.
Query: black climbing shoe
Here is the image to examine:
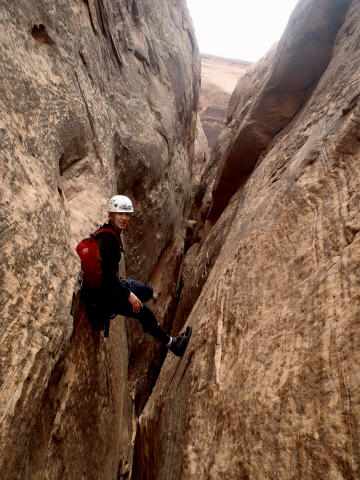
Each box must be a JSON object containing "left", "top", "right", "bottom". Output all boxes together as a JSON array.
[{"left": 170, "top": 326, "right": 192, "bottom": 357}]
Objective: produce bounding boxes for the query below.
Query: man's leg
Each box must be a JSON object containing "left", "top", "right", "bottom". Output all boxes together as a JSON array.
[
  {"left": 126, "top": 279, "right": 153, "bottom": 303},
  {"left": 115, "top": 280, "right": 191, "bottom": 355},
  {"left": 117, "top": 300, "right": 171, "bottom": 346}
]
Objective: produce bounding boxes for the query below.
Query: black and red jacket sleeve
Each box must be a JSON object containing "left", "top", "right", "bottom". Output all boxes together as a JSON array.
[{"left": 94, "top": 229, "right": 131, "bottom": 300}]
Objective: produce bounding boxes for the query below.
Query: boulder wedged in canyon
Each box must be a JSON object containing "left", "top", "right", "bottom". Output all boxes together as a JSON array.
[
  {"left": 0, "top": 0, "right": 199, "bottom": 478},
  {"left": 134, "top": 0, "right": 360, "bottom": 478}
]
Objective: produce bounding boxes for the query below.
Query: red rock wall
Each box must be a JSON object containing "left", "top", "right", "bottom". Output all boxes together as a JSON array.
[
  {"left": 0, "top": 0, "right": 200, "bottom": 478},
  {"left": 134, "top": 0, "right": 360, "bottom": 478}
]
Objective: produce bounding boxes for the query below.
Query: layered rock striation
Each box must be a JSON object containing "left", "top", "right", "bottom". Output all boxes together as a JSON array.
[
  {"left": 0, "top": 0, "right": 200, "bottom": 478},
  {"left": 198, "top": 55, "right": 250, "bottom": 149},
  {"left": 135, "top": 0, "right": 360, "bottom": 478}
]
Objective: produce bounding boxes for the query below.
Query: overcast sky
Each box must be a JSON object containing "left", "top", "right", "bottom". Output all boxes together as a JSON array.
[{"left": 186, "top": 0, "right": 300, "bottom": 62}]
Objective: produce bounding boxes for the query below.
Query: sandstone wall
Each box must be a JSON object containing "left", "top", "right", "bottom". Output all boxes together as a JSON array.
[
  {"left": 210, "top": 0, "right": 353, "bottom": 222},
  {"left": 0, "top": 0, "right": 200, "bottom": 478},
  {"left": 135, "top": 0, "right": 360, "bottom": 478}
]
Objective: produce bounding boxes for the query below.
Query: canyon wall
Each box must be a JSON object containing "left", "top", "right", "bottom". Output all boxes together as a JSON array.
[
  {"left": 3, "top": 0, "right": 360, "bottom": 478},
  {"left": 0, "top": 0, "right": 200, "bottom": 478},
  {"left": 135, "top": 0, "right": 360, "bottom": 478}
]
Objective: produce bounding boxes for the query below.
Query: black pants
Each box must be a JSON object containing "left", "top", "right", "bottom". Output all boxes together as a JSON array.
[{"left": 114, "top": 279, "right": 171, "bottom": 345}]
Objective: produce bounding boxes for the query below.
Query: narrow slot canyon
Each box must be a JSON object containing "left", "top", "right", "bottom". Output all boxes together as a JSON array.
[{"left": 1, "top": 0, "right": 360, "bottom": 479}]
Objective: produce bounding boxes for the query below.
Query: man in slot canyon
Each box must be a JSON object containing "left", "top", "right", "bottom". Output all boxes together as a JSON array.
[{"left": 81, "top": 194, "right": 192, "bottom": 357}]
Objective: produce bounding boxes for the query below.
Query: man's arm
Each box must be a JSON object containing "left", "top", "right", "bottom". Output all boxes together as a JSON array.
[{"left": 128, "top": 292, "right": 143, "bottom": 312}]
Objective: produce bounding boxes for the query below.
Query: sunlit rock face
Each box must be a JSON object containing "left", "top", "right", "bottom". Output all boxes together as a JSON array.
[
  {"left": 134, "top": 0, "right": 360, "bottom": 478},
  {"left": 0, "top": 0, "right": 200, "bottom": 478},
  {"left": 198, "top": 55, "right": 250, "bottom": 149}
]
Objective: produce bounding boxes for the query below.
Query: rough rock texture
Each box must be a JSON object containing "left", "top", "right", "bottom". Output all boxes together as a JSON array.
[
  {"left": 135, "top": 0, "right": 360, "bottom": 478},
  {"left": 25, "top": 293, "right": 133, "bottom": 479},
  {"left": 198, "top": 55, "right": 250, "bottom": 149},
  {"left": 209, "top": 0, "right": 353, "bottom": 223},
  {"left": 0, "top": 0, "right": 200, "bottom": 478}
]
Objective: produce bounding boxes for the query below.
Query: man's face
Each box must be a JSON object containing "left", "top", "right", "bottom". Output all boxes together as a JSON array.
[{"left": 110, "top": 212, "right": 131, "bottom": 230}]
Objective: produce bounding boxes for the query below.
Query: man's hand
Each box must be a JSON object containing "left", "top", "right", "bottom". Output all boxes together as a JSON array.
[{"left": 128, "top": 292, "right": 143, "bottom": 313}]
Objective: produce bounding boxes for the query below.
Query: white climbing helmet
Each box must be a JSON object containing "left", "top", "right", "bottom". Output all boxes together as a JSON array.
[{"left": 107, "top": 195, "right": 134, "bottom": 213}]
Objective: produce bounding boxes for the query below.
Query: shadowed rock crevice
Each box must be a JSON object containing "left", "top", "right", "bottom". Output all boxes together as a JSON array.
[
  {"left": 95, "top": 0, "right": 107, "bottom": 37},
  {"left": 31, "top": 24, "right": 54, "bottom": 45},
  {"left": 123, "top": 125, "right": 211, "bottom": 415},
  {"left": 82, "top": 0, "right": 97, "bottom": 36},
  {"left": 75, "top": 72, "right": 105, "bottom": 168},
  {"left": 58, "top": 124, "right": 89, "bottom": 175},
  {"left": 96, "top": 0, "right": 124, "bottom": 69},
  {"left": 126, "top": 237, "right": 185, "bottom": 416},
  {"left": 131, "top": 0, "right": 140, "bottom": 24},
  {"left": 78, "top": 50, "right": 94, "bottom": 84}
]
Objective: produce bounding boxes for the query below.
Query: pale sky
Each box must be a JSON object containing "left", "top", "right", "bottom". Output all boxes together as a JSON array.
[{"left": 186, "top": 0, "right": 300, "bottom": 62}]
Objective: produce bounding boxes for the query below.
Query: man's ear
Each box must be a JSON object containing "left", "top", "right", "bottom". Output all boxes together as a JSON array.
[{"left": 108, "top": 212, "right": 113, "bottom": 220}]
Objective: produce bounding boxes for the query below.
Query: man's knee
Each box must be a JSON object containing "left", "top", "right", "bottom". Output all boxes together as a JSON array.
[
  {"left": 136, "top": 282, "right": 153, "bottom": 302},
  {"left": 128, "top": 279, "right": 153, "bottom": 303}
]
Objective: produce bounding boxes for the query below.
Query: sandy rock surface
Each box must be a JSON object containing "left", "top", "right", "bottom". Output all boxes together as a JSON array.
[
  {"left": 135, "top": 0, "right": 360, "bottom": 478},
  {"left": 0, "top": 0, "right": 199, "bottom": 478}
]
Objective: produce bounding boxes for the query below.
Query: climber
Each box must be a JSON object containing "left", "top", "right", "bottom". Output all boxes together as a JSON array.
[{"left": 83, "top": 194, "right": 192, "bottom": 357}]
